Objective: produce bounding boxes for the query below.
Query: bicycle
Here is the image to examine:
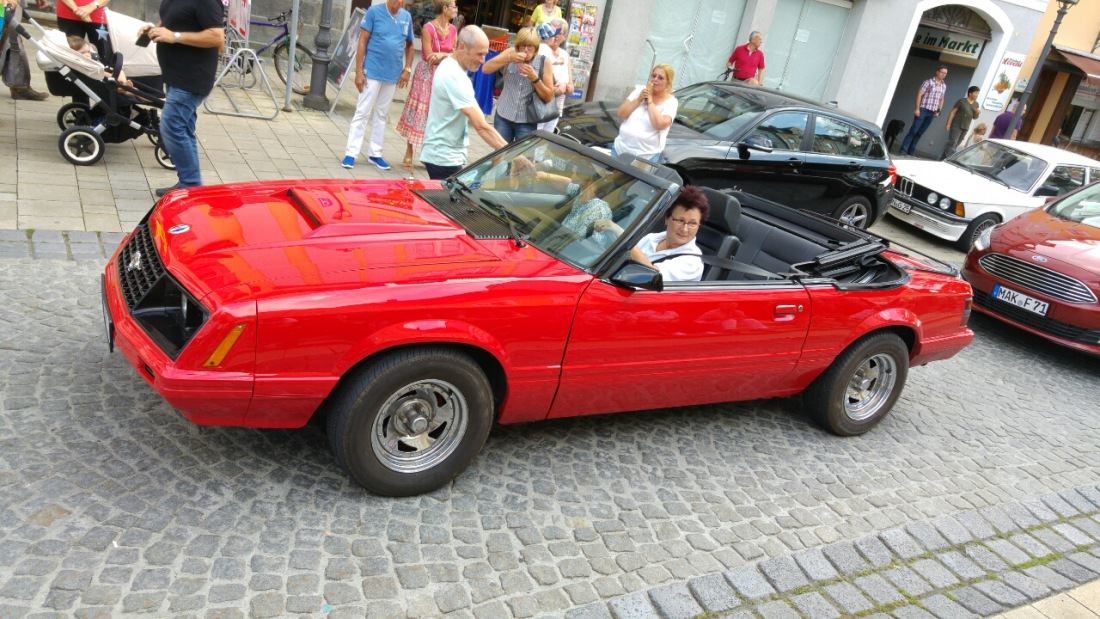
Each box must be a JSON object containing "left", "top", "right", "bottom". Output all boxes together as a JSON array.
[{"left": 225, "top": 9, "right": 314, "bottom": 95}]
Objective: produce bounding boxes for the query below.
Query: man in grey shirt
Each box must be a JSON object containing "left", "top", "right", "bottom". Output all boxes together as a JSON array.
[{"left": 942, "top": 86, "right": 980, "bottom": 159}]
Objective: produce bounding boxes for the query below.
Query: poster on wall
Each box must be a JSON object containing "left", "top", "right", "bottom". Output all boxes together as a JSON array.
[
  {"left": 566, "top": 2, "right": 598, "bottom": 99},
  {"left": 982, "top": 51, "right": 1026, "bottom": 112},
  {"left": 227, "top": 0, "right": 251, "bottom": 41},
  {"left": 328, "top": 8, "right": 367, "bottom": 89}
]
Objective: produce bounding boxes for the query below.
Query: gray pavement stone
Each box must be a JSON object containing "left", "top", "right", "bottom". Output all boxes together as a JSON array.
[
  {"left": 954, "top": 512, "right": 997, "bottom": 541},
  {"left": 723, "top": 566, "right": 775, "bottom": 601},
  {"left": 1000, "top": 572, "right": 1052, "bottom": 601},
  {"left": 758, "top": 556, "right": 809, "bottom": 593},
  {"left": 905, "top": 522, "right": 950, "bottom": 552},
  {"left": 793, "top": 548, "right": 839, "bottom": 582},
  {"left": 977, "top": 507, "right": 1021, "bottom": 536},
  {"left": 823, "top": 582, "right": 874, "bottom": 614},
  {"left": 891, "top": 606, "right": 937, "bottom": 619},
  {"left": 910, "top": 559, "right": 960, "bottom": 589},
  {"left": 854, "top": 535, "right": 895, "bottom": 568},
  {"left": 822, "top": 542, "right": 872, "bottom": 576},
  {"left": 1047, "top": 557, "right": 1097, "bottom": 584},
  {"left": 608, "top": 593, "right": 658, "bottom": 619},
  {"left": 1022, "top": 565, "right": 1076, "bottom": 592},
  {"left": 1009, "top": 533, "right": 1055, "bottom": 559},
  {"left": 1031, "top": 528, "right": 1077, "bottom": 554},
  {"left": 853, "top": 574, "right": 904, "bottom": 605},
  {"left": 973, "top": 579, "right": 1029, "bottom": 607},
  {"left": 930, "top": 516, "right": 973, "bottom": 546},
  {"left": 566, "top": 602, "right": 613, "bottom": 619},
  {"left": 936, "top": 550, "right": 986, "bottom": 580},
  {"left": 950, "top": 586, "right": 1004, "bottom": 615},
  {"left": 790, "top": 592, "right": 840, "bottom": 619},
  {"left": 985, "top": 539, "right": 1032, "bottom": 566},
  {"left": 880, "top": 529, "right": 923, "bottom": 560},
  {"left": 882, "top": 566, "right": 933, "bottom": 597},
  {"left": 647, "top": 583, "right": 702, "bottom": 619},
  {"left": 686, "top": 574, "right": 739, "bottom": 613}
]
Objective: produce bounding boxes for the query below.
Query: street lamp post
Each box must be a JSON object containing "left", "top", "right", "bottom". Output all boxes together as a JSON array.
[
  {"left": 1007, "top": 0, "right": 1077, "bottom": 141},
  {"left": 303, "top": 0, "right": 336, "bottom": 110}
]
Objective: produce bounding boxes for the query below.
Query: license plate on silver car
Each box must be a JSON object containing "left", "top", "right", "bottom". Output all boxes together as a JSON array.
[
  {"left": 992, "top": 284, "right": 1049, "bottom": 316},
  {"left": 889, "top": 198, "right": 911, "bottom": 214}
]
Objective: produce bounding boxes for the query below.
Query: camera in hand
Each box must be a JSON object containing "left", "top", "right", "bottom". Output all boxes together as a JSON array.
[{"left": 135, "top": 30, "right": 151, "bottom": 47}]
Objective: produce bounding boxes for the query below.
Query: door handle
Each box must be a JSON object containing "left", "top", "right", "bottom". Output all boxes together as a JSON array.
[
  {"left": 787, "top": 158, "right": 802, "bottom": 167},
  {"left": 774, "top": 304, "right": 803, "bottom": 321},
  {"left": 847, "top": 160, "right": 862, "bottom": 170}
]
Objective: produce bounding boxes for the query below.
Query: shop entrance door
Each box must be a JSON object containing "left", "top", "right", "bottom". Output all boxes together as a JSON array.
[
  {"left": 765, "top": 0, "right": 850, "bottom": 99},
  {"left": 638, "top": 0, "right": 747, "bottom": 89}
]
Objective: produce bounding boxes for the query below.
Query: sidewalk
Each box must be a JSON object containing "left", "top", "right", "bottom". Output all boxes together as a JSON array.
[{"left": 3, "top": 51, "right": 1100, "bottom": 619}]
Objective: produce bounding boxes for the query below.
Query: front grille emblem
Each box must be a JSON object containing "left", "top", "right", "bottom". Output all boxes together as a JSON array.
[
  {"left": 1032, "top": 255, "right": 1048, "bottom": 263},
  {"left": 169, "top": 224, "right": 190, "bottom": 235},
  {"left": 127, "top": 250, "right": 143, "bottom": 273}
]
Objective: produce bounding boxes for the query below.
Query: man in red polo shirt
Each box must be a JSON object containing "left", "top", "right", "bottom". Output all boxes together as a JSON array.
[{"left": 726, "top": 31, "right": 765, "bottom": 86}]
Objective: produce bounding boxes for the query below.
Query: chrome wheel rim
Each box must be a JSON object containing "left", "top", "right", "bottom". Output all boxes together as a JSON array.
[
  {"left": 972, "top": 219, "right": 996, "bottom": 244},
  {"left": 844, "top": 353, "right": 897, "bottom": 421},
  {"left": 840, "top": 203, "right": 869, "bottom": 228},
  {"left": 370, "top": 379, "right": 468, "bottom": 473}
]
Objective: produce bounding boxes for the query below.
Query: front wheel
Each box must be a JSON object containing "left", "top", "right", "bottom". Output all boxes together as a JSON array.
[
  {"left": 833, "top": 196, "right": 874, "bottom": 230},
  {"left": 273, "top": 41, "right": 314, "bottom": 96},
  {"left": 804, "top": 332, "right": 909, "bottom": 436},
  {"left": 59, "top": 126, "right": 105, "bottom": 166},
  {"left": 956, "top": 213, "right": 999, "bottom": 252},
  {"left": 326, "top": 348, "right": 493, "bottom": 496}
]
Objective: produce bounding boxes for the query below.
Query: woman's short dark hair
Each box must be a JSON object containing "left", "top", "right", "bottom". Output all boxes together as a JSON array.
[{"left": 666, "top": 185, "right": 709, "bottom": 223}]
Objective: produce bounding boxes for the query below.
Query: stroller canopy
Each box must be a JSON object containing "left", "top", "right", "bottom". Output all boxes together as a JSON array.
[{"left": 107, "top": 9, "right": 161, "bottom": 78}]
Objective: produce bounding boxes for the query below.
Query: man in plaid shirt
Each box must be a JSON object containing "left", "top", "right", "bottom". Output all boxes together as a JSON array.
[{"left": 899, "top": 66, "right": 949, "bottom": 156}]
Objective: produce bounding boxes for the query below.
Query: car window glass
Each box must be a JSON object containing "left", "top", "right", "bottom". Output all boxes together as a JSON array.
[
  {"left": 673, "top": 84, "right": 764, "bottom": 140},
  {"left": 811, "top": 116, "right": 871, "bottom": 157},
  {"left": 1090, "top": 168, "right": 1100, "bottom": 183},
  {"left": 747, "top": 112, "right": 809, "bottom": 152},
  {"left": 1049, "top": 182, "right": 1100, "bottom": 228},
  {"left": 952, "top": 142, "right": 1046, "bottom": 192},
  {"left": 1043, "top": 166, "right": 1086, "bottom": 196}
]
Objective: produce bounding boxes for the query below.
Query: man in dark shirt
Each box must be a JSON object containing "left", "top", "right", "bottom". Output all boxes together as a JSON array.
[
  {"left": 941, "top": 85, "right": 980, "bottom": 159},
  {"left": 140, "top": 0, "right": 224, "bottom": 196}
]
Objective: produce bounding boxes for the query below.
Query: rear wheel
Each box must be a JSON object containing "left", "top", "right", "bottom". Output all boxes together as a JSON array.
[
  {"left": 833, "top": 196, "right": 874, "bottom": 230},
  {"left": 956, "top": 213, "right": 999, "bottom": 252},
  {"left": 59, "top": 126, "right": 105, "bottom": 166},
  {"left": 327, "top": 348, "right": 493, "bottom": 496},
  {"left": 57, "top": 102, "right": 92, "bottom": 130},
  {"left": 273, "top": 41, "right": 314, "bottom": 95},
  {"left": 154, "top": 140, "right": 176, "bottom": 170},
  {"left": 804, "top": 332, "right": 909, "bottom": 436}
]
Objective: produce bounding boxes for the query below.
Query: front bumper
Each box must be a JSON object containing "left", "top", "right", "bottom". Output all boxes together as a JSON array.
[{"left": 886, "top": 194, "right": 968, "bottom": 242}]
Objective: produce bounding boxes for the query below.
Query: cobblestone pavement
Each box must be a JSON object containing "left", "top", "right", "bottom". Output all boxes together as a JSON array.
[{"left": 1, "top": 232, "right": 1100, "bottom": 619}]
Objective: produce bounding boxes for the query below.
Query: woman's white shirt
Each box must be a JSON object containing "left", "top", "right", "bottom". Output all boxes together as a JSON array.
[
  {"left": 636, "top": 232, "right": 702, "bottom": 282},
  {"left": 613, "top": 88, "right": 678, "bottom": 160}
]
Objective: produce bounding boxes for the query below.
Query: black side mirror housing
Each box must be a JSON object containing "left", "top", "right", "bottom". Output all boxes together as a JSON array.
[
  {"left": 1034, "top": 185, "right": 1059, "bottom": 198},
  {"left": 610, "top": 262, "right": 663, "bottom": 291}
]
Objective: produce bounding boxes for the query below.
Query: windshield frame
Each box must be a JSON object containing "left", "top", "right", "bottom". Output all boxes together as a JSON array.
[{"left": 946, "top": 140, "right": 1050, "bottom": 193}]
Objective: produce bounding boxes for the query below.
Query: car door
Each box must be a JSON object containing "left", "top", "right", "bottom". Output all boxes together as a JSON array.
[
  {"left": 547, "top": 278, "right": 812, "bottom": 419},
  {"left": 798, "top": 115, "right": 876, "bottom": 215},
  {"left": 1038, "top": 165, "right": 1087, "bottom": 197},
  {"left": 704, "top": 111, "right": 812, "bottom": 202}
]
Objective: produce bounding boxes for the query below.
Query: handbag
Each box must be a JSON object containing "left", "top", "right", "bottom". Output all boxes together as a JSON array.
[{"left": 526, "top": 57, "right": 559, "bottom": 124}]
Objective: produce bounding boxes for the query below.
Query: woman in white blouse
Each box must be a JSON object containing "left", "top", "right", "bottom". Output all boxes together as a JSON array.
[{"left": 612, "top": 63, "right": 678, "bottom": 162}]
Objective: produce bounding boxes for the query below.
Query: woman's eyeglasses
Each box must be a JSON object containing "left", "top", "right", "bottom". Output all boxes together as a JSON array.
[{"left": 669, "top": 218, "right": 700, "bottom": 229}]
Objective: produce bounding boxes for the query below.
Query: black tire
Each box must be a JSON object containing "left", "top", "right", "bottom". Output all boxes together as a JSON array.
[
  {"left": 56, "top": 102, "right": 92, "bottom": 130},
  {"left": 58, "top": 126, "right": 105, "bottom": 166},
  {"left": 327, "top": 348, "right": 493, "bottom": 496},
  {"left": 955, "top": 213, "right": 999, "bottom": 252},
  {"left": 273, "top": 41, "right": 314, "bottom": 96},
  {"left": 832, "top": 195, "right": 874, "bottom": 230},
  {"left": 154, "top": 141, "right": 176, "bottom": 170},
  {"left": 804, "top": 332, "right": 909, "bottom": 436}
]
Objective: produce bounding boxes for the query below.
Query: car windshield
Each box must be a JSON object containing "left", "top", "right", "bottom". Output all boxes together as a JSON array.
[
  {"left": 452, "top": 137, "right": 661, "bottom": 269},
  {"left": 1048, "top": 182, "right": 1100, "bottom": 229},
  {"left": 673, "top": 84, "right": 765, "bottom": 140},
  {"left": 948, "top": 141, "right": 1048, "bottom": 192}
]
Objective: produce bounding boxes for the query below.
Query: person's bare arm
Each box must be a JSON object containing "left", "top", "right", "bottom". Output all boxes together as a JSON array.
[
  {"left": 945, "top": 106, "right": 957, "bottom": 131},
  {"left": 524, "top": 59, "right": 553, "bottom": 103},
  {"left": 398, "top": 40, "right": 413, "bottom": 88},
  {"left": 147, "top": 26, "right": 223, "bottom": 48},
  {"left": 482, "top": 48, "right": 518, "bottom": 73},
  {"left": 914, "top": 86, "right": 924, "bottom": 116},
  {"left": 752, "top": 68, "right": 764, "bottom": 86},
  {"left": 617, "top": 92, "right": 642, "bottom": 120},
  {"left": 629, "top": 246, "right": 653, "bottom": 267},
  {"left": 74, "top": 0, "right": 107, "bottom": 19},
  {"left": 647, "top": 98, "right": 673, "bottom": 131},
  {"left": 353, "top": 29, "right": 371, "bottom": 93},
  {"left": 462, "top": 106, "right": 508, "bottom": 150}
]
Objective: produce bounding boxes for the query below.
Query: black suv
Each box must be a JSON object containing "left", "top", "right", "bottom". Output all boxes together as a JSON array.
[{"left": 557, "top": 83, "right": 895, "bottom": 229}]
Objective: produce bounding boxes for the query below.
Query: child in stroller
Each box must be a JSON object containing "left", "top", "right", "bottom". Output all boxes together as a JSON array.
[{"left": 16, "top": 15, "right": 174, "bottom": 169}]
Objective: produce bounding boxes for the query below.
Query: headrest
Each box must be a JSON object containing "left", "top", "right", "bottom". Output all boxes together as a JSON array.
[{"left": 700, "top": 187, "right": 741, "bottom": 235}]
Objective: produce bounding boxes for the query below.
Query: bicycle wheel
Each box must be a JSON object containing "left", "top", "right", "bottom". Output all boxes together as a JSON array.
[{"left": 273, "top": 41, "right": 313, "bottom": 95}]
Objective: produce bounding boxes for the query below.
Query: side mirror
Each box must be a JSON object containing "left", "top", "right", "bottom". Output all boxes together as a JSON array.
[
  {"left": 736, "top": 140, "right": 773, "bottom": 160},
  {"left": 610, "top": 262, "right": 663, "bottom": 291},
  {"left": 1034, "top": 185, "right": 1059, "bottom": 198}
]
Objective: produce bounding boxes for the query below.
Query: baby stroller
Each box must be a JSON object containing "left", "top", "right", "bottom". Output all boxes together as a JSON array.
[{"left": 16, "top": 14, "right": 173, "bottom": 169}]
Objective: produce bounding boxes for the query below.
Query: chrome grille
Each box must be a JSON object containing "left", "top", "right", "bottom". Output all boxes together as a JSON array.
[
  {"left": 973, "top": 289, "right": 1088, "bottom": 341},
  {"left": 898, "top": 177, "right": 913, "bottom": 196},
  {"left": 117, "top": 223, "right": 167, "bottom": 310},
  {"left": 978, "top": 253, "right": 1097, "bottom": 304}
]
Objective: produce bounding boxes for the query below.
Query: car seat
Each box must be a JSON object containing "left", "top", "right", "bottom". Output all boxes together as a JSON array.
[{"left": 695, "top": 188, "right": 742, "bottom": 281}]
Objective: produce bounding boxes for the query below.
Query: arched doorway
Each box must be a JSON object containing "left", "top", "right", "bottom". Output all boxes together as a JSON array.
[{"left": 884, "top": 4, "right": 995, "bottom": 159}]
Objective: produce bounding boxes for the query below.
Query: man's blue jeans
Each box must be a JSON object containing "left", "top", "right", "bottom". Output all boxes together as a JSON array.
[
  {"left": 900, "top": 108, "right": 936, "bottom": 156},
  {"left": 162, "top": 86, "right": 206, "bottom": 187}
]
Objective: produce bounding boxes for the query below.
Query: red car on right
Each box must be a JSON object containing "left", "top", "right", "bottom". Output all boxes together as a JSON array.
[{"left": 963, "top": 180, "right": 1100, "bottom": 356}]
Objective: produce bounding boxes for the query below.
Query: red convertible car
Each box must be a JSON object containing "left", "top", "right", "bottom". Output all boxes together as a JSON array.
[
  {"left": 963, "top": 180, "right": 1100, "bottom": 357},
  {"left": 102, "top": 134, "right": 974, "bottom": 496}
]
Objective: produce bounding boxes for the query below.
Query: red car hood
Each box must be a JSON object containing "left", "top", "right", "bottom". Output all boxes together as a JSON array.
[
  {"left": 149, "top": 179, "right": 512, "bottom": 301},
  {"left": 992, "top": 207, "right": 1100, "bottom": 276}
]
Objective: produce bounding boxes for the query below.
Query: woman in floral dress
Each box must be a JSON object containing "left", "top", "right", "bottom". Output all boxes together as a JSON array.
[{"left": 396, "top": 0, "right": 458, "bottom": 171}]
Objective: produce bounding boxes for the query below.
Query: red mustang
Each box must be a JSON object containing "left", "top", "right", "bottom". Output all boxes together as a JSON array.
[
  {"left": 102, "top": 134, "right": 974, "bottom": 496},
  {"left": 963, "top": 180, "right": 1100, "bottom": 357}
]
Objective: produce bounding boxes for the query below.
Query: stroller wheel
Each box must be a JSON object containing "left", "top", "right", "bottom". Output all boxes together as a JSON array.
[
  {"left": 147, "top": 133, "right": 159, "bottom": 147},
  {"left": 59, "top": 127, "right": 106, "bottom": 166},
  {"left": 154, "top": 141, "right": 176, "bottom": 170},
  {"left": 57, "top": 102, "right": 92, "bottom": 130}
]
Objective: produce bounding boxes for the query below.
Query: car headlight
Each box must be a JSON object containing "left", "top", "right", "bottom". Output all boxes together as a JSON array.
[
  {"left": 927, "top": 192, "right": 938, "bottom": 205},
  {"left": 973, "top": 224, "right": 994, "bottom": 251}
]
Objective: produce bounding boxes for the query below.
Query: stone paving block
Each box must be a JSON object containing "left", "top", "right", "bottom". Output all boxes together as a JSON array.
[
  {"left": 723, "top": 566, "right": 775, "bottom": 600},
  {"left": 973, "top": 579, "right": 1029, "bottom": 607},
  {"left": 822, "top": 542, "right": 872, "bottom": 575},
  {"left": 647, "top": 583, "right": 702, "bottom": 619},
  {"left": 985, "top": 539, "right": 1031, "bottom": 566},
  {"left": 854, "top": 536, "right": 894, "bottom": 568},
  {"left": 756, "top": 600, "right": 801, "bottom": 619},
  {"left": 608, "top": 592, "right": 658, "bottom": 619},
  {"left": 1008, "top": 533, "right": 1054, "bottom": 559},
  {"left": 793, "top": 548, "right": 839, "bottom": 582},
  {"left": 758, "top": 556, "right": 809, "bottom": 592},
  {"left": 1022, "top": 565, "right": 1076, "bottom": 592},
  {"left": 905, "top": 521, "right": 950, "bottom": 552},
  {"left": 954, "top": 511, "right": 997, "bottom": 541},
  {"left": 921, "top": 594, "right": 978, "bottom": 619},
  {"left": 977, "top": 507, "right": 1021, "bottom": 536},
  {"left": 911, "top": 558, "right": 961, "bottom": 589},
  {"left": 566, "top": 602, "right": 613, "bottom": 619},
  {"left": 1059, "top": 489, "right": 1097, "bottom": 513},
  {"left": 1047, "top": 557, "right": 1097, "bottom": 583},
  {"left": 853, "top": 573, "right": 904, "bottom": 605},
  {"left": 879, "top": 529, "right": 923, "bottom": 559},
  {"left": 1040, "top": 493, "right": 1080, "bottom": 518},
  {"left": 950, "top": 586, "right": 1003, "bottom": 616},
  {"left": 936, "top": 550, "right": 986, "bottom": 580},
  {"left": 1021, "top": 498, "right": 1061, "bottom": 523},
  {"left": 1075, "top": 486, "right": 1100, "bottom": 510},
  {"left": 891, "top": 606, "right": 937, "bottom": 619},
  {"left": 1001, "top": 571, "right": 1053, "bottom": 600},
  {"left": 823, "top": 582, "right": 873, "bottom": 614},
  {"left": 1031, "top": 528, "right": 1076, "bottom": 554},
  {"left": 882, "top": 566, "right": 932, "bottom": 597},
  {"left": 930, "top": 516, "right": 973, "bottom": 546},
  {"left": 686, "top": 574, "right": 739, "bottom": 613},
  {"left": 1052, "top": 523, "right": 1094, "bottom": 546},
  {"left": 790, "top": 592, "right": 840, "bottom": 619},
  {"left": 1068, "top": 551, "right": 1100, "bottom": 574}
]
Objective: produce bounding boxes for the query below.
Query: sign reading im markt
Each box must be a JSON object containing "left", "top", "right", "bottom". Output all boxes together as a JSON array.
[{"left": 912, "top": 25, "right": 984, "bottom": 59}]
